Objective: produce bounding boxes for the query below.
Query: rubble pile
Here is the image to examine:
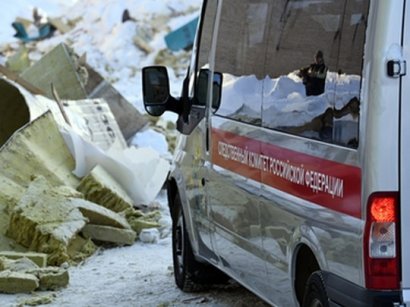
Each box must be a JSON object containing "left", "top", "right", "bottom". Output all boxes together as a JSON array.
[
  {"left": 0, "top": 46, "right": 168, "bottom": 294},
  {"left": 0, "top": 1, "right": 202, "bottom": 296}
]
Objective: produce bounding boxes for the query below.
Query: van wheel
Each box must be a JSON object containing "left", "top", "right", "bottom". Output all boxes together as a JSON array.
[
  {"left": 172, "top": 194, "right": 226, "bottom": 292},
  {"left": 302, "top": 271, "right": 329, "bottom": 307}
]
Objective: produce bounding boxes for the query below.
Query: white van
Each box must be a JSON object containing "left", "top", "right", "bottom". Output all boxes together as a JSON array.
[{"left": 142, "top": 0, "right": 409, "bottom": 306}]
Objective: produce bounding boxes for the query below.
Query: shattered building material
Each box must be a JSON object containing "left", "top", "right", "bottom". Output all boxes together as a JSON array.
[
  {"left": 20, "top": 43, "right": 88, "bottom": 100},
  {"left": 84, "top": 64, "right": 148, "bottom": 140},
  {"left": 66, "top": 235, "right": 96, "bottom": 263},
  {"left": 6, "top": 177, "right": 87, "bottom": 266},
  {"left": 0, "top": 256, "right": 39, "bottom": 272},
  {"left": 0, "top": 252, "right": 47, "bottom": 268},
  {"left": 81, "top": 224, "right": 136, "bottom": 246},
  {"left": 0, "top": 271, "right": 39, "bottom": 293},
  {"left": 0, "top": 112, "right": 80, "bottom": 188},
  {"left": 0, "top": 66, "right": 45, "bottom": 95},
  {"left": 48, "top": 18, "right": 73, "bottom": 34},
  {"left": 121, "top": 208, "right": 161, "bottom": 235},
  {"left": 62, "top": 99, "right": 127, "bottom": 150},
  {"left": 67, "top": 198, "right": 132, "bottom": 230},
  {"left": 28, "top": 267, "right": 70, "bottom": 291},
  {"left": 5, "top": 46, "right": 31, "bottom": 73},
  {"left": 19, "top": 294, "right": 56, "bottom": 306},
  {"left": 77, "top": 165, "right": 134, "bottom": 213},
  {"left": 0, "top": 257, "right": 69, "bottom": 292},
  {"left": 19, "top": 43, "right": 147, "bottom": 140}
]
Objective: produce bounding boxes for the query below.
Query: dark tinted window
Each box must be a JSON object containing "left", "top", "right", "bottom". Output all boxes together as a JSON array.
[{"left": 190, "top": 0, "right": 218, "bottom": 105}]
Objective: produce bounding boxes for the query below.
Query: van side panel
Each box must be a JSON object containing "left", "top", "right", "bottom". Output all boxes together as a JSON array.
[{"left": 401, "top": 0, "right": 410, "bottom": 301}]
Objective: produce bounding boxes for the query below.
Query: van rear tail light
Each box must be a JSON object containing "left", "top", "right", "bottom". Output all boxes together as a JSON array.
[{"left": 364, "top": 193, "right": 400, "bottom": 290}]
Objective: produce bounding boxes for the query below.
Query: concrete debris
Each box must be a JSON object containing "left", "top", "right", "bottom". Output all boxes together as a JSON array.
[
  {"left": 82, "top": 224, "right": 136, "bottom": 246},
  {"left": 0, "top": 257, "right": 69, "bottom": 293},
  {"left": 5, "top": 46, "right": 30, "bottom": 73},
  {"left": 0, "top": 65, "right": 46, "bottom": 95},
  {"left": 0, "top": 252, "right": 47, "bottom": 268},
  {"left": 48, "top": 18, "right": 73, "bottom": 34},
  {"left": 19, "top": 43, "right": 147, "bottom": 140},
  {"left": 77, "top": 165, "right": 134, "bottom": 213},
  {"left": 0, "top": 271, "right": 39, "bottom": 293},
  {"left": 18, "top": 294, "right": 57, "bottom": 306},
  {"left": 121, "top": 208, "right": 161, "bottom": 235},
  {"left": 28, "top": 267, "right": 70, "bottom": 291},
  {"left": 84, "top": 63, "right": 148, "bottom": 140},
  {"left": 6, "top": 176, "right": 87, "bottom": 266},
  {"left": 0, "top": 256, "right": 39, "bottom": 272},
  {"left": 67, "top": 197, "right": 131, "bottom": 230},
  {"left": 21, "top": 43, "right": 88, "bottom": 100},
  {"left": 0, "top": 112, "right": 80, "bottom": 188},
  {"left": 66, "top": 235, "right": 96, "bottom": 263},
  {"left": 62, "top": 98, "right": 128, "bottom": 151}
]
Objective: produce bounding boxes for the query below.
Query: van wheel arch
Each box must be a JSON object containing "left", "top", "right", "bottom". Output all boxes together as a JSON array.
[{"left": 294, "top": 244, "right": 321, "bottom": 305}]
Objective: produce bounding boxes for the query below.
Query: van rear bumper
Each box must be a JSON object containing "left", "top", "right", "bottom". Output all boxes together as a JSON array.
[{"left": 322, "top": 271, "right": 401, "bottom": 307}]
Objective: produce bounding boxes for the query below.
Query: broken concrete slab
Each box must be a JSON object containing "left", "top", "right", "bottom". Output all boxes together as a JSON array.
[
  {"left": 66, "top": 197, "right": 131, "bottom": 230},
  {"left": 5, "top": 46, "right": 31, "bottom": 73},
  {"left": 62, "top": 98, "right": 127, "bottom": 150},
  {"left": 21, "top": 43, "right": 88, "bottom": 100},
  {"left": 66, "top": 235, "right": 96, "bottom": 263},
  {"left": 28, "top": 267, "right": 69, "bottom": 291},
  {"left": 84, "top": 64, "right": 148, "bottom": 140},
  {"left": 18, "top": 294, "right": 56, "bottom": 306},
  {"left": 77, "top": 165, "right": 134, "bottom": 213},
  {"left": 19, "top": 43, "right": 147, "bottom": 140},
  {"left": 48, "top": 18, "right": 73, "bottom": 34},
  {"left": 121, "top": 208, "right": 161, "bottom": 235},
  {"left": 81, "top": 224, "right": 136, "bottom": 246},
  {"left": 6, "top": 176, "right": 87, "bottom": 266},
  {"left": 0, "top": 112, "right": 80, "bottom": 188},
  {"left": 0, "top": 270, "right": 39, "bottom": 293},
  {"left": 0, "top": 252, "right": 47, "bottom": 268},
  {"left": 0, "top": 257, "right": 39, "bottom": 273}
]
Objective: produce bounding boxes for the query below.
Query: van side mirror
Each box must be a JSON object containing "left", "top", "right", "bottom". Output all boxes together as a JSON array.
[
  {"left": 142, "top": 66, "right": 170, "bottom": 116},
  {"left": 196, "top": 69, "right": 222, "bottom": 111}
]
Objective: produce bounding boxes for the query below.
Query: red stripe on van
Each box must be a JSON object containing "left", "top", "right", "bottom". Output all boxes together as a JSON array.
[{"left": 211, "top": 128, "right": 362, "bottom": 219}]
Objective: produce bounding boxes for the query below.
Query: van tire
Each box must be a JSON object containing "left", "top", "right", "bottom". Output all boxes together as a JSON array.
[
  {"left": 302, "top": 271, "right": 329, "bottom": 307},
  {"left": 171, "top": 194, "right": 226, "bottom": 292}
]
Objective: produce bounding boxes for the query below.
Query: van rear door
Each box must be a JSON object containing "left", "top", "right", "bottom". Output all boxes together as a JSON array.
[{"left": 401, "top": 3, "right": 410, "bottom": 304}]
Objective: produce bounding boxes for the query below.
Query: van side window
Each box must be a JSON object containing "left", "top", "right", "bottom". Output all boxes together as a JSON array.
[
  {"left": 213, "top": 0, "right": 270, "bottom": 125},
  {"left": 261, "top": 0, "right": 369, "bottom": 148},
  {"left": 190, "top": 0, "right": 218, "bottom": 106}
]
